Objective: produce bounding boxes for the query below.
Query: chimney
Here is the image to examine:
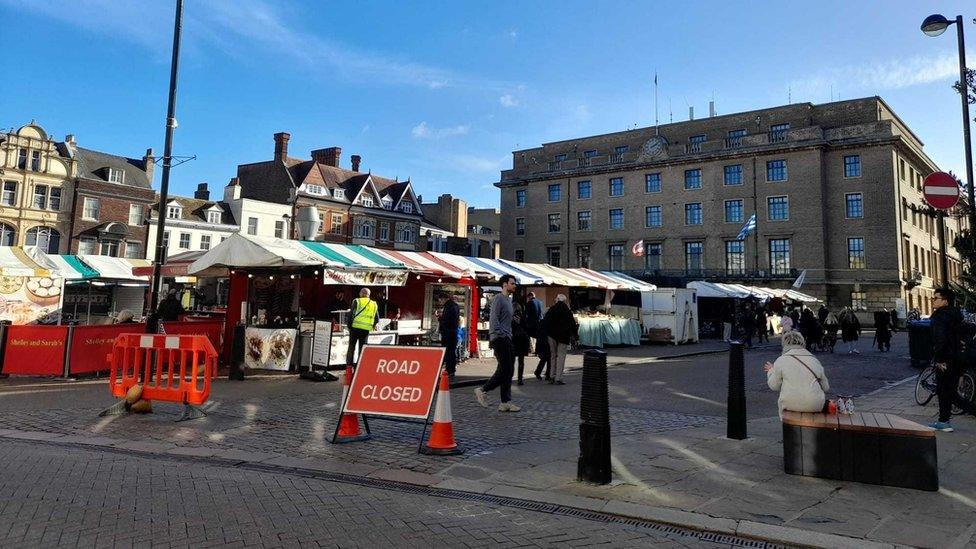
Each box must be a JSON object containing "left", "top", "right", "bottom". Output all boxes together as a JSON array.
[
  {"left": 194, "top": 182, "right": 210, "bottom": 200},
  {"left": 689, "top": 106, "right": 695, "bottom": 121},
  {"left": 64, "top": 134, "right": 76, "bottom": 145},
  {"left": 311, "top": 146, "right": 341, "bottom": 167},
  {"left": 143, "top": 148, "right": 155, "bottom": 183},
  {"left": 224, "top": 177, "right": 241, "bottom": 201},
  {"left": 274, "top": 132, "right": 291, "bottom": 162},
  {"left": 351, "top": 154, "right": 361, "bottom": 172},
  {"left": 709, "top": 101, "right": 716, "bottom": 117}
]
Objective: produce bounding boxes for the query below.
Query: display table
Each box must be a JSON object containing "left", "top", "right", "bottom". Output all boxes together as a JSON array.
[{"left": 576, "top": 317, "right": 641, "bottom": 348}]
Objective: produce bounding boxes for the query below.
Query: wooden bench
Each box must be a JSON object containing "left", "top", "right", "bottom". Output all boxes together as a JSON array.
[{"left": 782, "top": 411, "right": 938, "bottom": 491}]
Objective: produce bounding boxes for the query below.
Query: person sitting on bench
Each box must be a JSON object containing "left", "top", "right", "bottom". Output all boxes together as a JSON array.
[{"left": 765, "top": 331, "right": 830, "bottom": 419}]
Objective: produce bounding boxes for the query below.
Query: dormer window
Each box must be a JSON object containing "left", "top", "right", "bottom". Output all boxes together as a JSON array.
[
  {"left": 333, "top": 189, "right": 345, "bottom": 200},
  {"left": 381, "top": 196, "right": 393, "bottom": 210},
  {"left": 307, "top": 184, "right": 326, "bottom": 195},
  {"left": 166, "top": 205, "right": 182, "bottom": 219},
  {"left": 360, "top": 194, "right": 374, "bottom": 207},
  {"left": 108, "top": 168, "right": 125, "bottom": 184},
  {"left": 207, "top": 210, "right": 221, "bottom": 224},
  {"left": 400, "top": 202, "right": 414, "bottom": 214}
]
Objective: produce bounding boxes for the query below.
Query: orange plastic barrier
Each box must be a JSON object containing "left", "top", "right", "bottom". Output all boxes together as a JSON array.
[{"left": 107, "top": 334, "right": 216, "bottom": 406}]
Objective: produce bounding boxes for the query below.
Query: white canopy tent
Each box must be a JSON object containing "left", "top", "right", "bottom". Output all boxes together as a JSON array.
[
  {"left": 187, "top": 233, "right": 337, "bottom": 274},
  {"left": 687, "top": 280, "right": 821, "bottom": 302}
]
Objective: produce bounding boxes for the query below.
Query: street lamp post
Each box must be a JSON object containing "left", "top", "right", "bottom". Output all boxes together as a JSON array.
[{"left": 921, "top": 14, "right": 976, "bottom": 240}]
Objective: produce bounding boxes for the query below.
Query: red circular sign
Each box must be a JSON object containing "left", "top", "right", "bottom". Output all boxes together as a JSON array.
[{"left": 923, "top": 172, "right": 960, "bottom": 210}]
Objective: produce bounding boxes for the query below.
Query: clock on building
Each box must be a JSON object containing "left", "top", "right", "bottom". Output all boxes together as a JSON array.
[{"left": 639, "top": 136, "right": 669, "bottom": 161}]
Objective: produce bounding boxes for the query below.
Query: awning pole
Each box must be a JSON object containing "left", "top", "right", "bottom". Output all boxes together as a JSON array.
[{"left": 86, "top": 281, "right": 92, "bottom": 324}]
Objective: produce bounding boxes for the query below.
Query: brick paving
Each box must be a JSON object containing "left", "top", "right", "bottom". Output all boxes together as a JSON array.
[{"left": 0, "top": 439, "right": 736, "bottom": 548}]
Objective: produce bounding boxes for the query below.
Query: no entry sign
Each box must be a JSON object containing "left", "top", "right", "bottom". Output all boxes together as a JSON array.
[
  {"left": 923, "top": 172, "right": 961, "bottom": 210},
  {"left": 343, "top": 346, "right": 445, "bottom": 419}
]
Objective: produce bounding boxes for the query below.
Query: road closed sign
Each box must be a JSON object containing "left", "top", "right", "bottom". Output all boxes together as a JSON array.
[{"left": 343, "top": 346, "right": 445, "bottom": 419}]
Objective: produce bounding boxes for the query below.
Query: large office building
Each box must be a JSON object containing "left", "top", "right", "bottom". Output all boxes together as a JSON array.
[{"left": 496, "top": 97, "right": 968, "bottom": 314}]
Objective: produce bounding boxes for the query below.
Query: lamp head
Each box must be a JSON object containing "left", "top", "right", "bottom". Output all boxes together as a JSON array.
[{"left": 921, "top": 14, "right": 952, "bottom": 37}]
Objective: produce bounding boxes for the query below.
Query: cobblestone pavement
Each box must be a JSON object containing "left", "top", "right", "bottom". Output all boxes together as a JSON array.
[{"left": 0, "top": 439, "right": 750, "bottom": 549}]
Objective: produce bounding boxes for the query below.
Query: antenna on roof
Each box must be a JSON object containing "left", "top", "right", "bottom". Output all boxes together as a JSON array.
[
  {"left": 788, "top": 86, "right": 792, "bottom": 104},
  {"left": 669, "top": 97, "right": 673, "bottom": 123}
]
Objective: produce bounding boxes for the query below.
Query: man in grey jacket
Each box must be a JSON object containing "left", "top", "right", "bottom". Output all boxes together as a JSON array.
[{"left": 474, "top": 275, "right": 521, "bottom": 412}]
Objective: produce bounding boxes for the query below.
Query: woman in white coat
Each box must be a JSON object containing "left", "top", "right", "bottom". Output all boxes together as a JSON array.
[{"left": 765, "top": 331, "right": 829, "bottom": 418}]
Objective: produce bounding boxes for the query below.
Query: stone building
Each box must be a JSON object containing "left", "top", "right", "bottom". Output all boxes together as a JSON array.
[
  {"left": 420, "top": 194, "right": 500, "bottom": 257},
  {"left": 496, "top": 97, "right": 967, "bottom": 314},
  {"left": 235, "top": 133, "right": 424, "bottom": 250}
]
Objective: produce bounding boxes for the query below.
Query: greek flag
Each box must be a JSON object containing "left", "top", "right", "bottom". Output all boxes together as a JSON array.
[{"left": 736, "top": 214, "right": 756, "bottom": 241}]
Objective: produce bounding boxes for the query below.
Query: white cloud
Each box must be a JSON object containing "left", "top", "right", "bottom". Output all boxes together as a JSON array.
[
  {"left": 444, "top": 154, "right": 506, "bottom": 173},
  {"left": 411, "top": 122, "right": 470, "bottom": 139},
  {"left": 499, "top": 94, "right": 519, "bottom": 108},
  {"left": 574, "top": 104, "right": 592, "bottom": 121},
  {"left": 509, "top": 29, "right": 518, "bottom": 40}
]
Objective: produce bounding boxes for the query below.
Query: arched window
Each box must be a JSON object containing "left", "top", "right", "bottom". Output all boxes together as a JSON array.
[
  {"left": 0, "top": 223, "right": 15, "bottom": 246},
  {"left": 26, "top": 226, "right": 60, "bottom": 254}
]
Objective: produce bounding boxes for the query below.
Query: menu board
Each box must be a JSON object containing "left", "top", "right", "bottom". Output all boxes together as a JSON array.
[
  {"left": 329, "top": 330, "right": 398, "bottom": 367},
  {"left": 423, "top": 283, "right": 470, "bottom": 342},
  {"left": 244, "top": 327, "right": 297, "bottom": 371},
  {"left": 311, "top": 320, "right": 333, "bottom": 368}
]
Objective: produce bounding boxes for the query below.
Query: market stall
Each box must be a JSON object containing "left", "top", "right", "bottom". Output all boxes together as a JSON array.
[{"left": 0, "top": 247, "right": 64, "bottom": 325}]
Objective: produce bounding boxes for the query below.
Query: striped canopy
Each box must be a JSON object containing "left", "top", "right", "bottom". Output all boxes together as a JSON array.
[
  {"left": 599, "top": 271, "right": 657, "bottom": 292},
  {"left": 45, "top": 255, "right": 99, "bottom": 280},
  {"left": 299, "top": 241, "right": 404, "bottom": 269},
  {"left": 372, "top": 249, "right": 471, "bottom": 279},
  {"left": 0, "top": 247, "right": 53, "bottom": 277},
  {"left": 78, "top": 256, "right": 151, "bottom": 283}
]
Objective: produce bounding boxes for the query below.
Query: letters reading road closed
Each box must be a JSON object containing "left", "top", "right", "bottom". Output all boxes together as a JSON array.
[{"left": 343, "top": 345, "right": 445, "bottom": 419}]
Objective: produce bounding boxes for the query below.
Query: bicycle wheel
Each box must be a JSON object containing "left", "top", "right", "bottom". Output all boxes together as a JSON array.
[
  {"left": 915, "top": 366, "right": 937, "bottom": 406},
  {"left": 953, "top": 371, "right": 976, "bottom": 415}
]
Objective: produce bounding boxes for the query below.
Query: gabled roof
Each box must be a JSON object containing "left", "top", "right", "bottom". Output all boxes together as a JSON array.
[
  {"left": 150, "top": 195, "right": 237, "bottom": 226},
  {"left": 68, "top": 146, "right": 152, "bottom": 189}
]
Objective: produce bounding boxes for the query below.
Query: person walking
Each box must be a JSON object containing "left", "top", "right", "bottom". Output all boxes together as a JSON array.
[
  {"left": 838, "top": 306, "right": 861, "bottom": 354},
  {"left": 874, "top": 308, "right": 892, "bottom": 352},
  {"left": 779, "top": 310, "right": 794, "bottom": 334},
  {"left": 437, "top": 292, "right": 460, "bottom": 379},
  {"left": 474, "top": 275, "right": 520, "bottom": 412},
  {"left": 929, "top": 287, "right": 976, "bottom": 432},
  {"left": 346, "top": 287, "right": 378, "bottom": 366},
  {"left": 800, "top": 307, "right": 821, "bottom": 351},
  {"left": 741, "top": 301, "right": 756, "bottom": 348},
  {"left": 525, "top": 292, "right": 543, "bottom": 354},
  {"left": 544, "top": 294, "right": 577, "bottom": 385},
  {"left": 512, "top": 300, "right": 531, "bottom": 385},
  {"left": 817, "top": 304, "right": 829, "bottom": 326},
  {"left": 533, "top": 315, "right": 552, "bottom": 381},
  {"left": 889, "top": 307, "right": 899, "bottom": 332},
  {"left": 755, "top": 305, "right": 769, "bottom": 343},
  {"left": 157, "top": 289, "right": 185, "bottom": 322}
]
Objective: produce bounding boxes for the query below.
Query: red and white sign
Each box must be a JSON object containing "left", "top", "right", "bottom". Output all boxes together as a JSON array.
[
  {"left": 2, "top": 325, "right": 68, "bottom": 376},
  {"left": 343, "top": 346, "right": 445, "bottom": 419},
  {"left": 68, "top": 323, "right": 146, "bottom": 375},
  {"left": 923, "top": 172, "right": 961, "bottom": 210}
]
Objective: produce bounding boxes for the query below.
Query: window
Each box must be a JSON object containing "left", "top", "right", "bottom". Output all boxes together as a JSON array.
[
  {"left": 769, "top": 123, "right": 790, "bottom": 142},
  {"left": 577, "top": 245, "right": 591, "bottom": 268},
  {"left": 126, "top": 204, "right": 144, "bottom": 226},
  {"left": 516, "top": 218, "right": 525, "bottom": 236},
  {"left": 728, "top": 129, "right": 746, "bottom": 138},
  {"left": 178, "top": 233, "right": 191, "bottom": 249},
  {"left": 514, "top": 249, "right": 525, "bottom": 262},
  {"left": 584, "top": 149, "right": 598, "bottom": 158},
  {"left": 166, "top": 205, "right": 181, "bottom": 219},
  {"left": 577, "top": 180, "right": 592, "bottom": 199},
  {"left": 724, "top": 199, "right": 743, "bottom": 223},
  {"left": 207, "top": 210, "right": 221, "bottom": 224},
  {"left": 724, "top": 164, "right": 743, "bottom": 185},
  {"left": 330, "top": 214, "right": 343, "bottom": 235},
  {"left": 32, "top": 185, "right": 47, "bottom": 209},
  {"left": 2, "top": 182, "right": 15, "bottom": 206},
  {"left": 17, "top": 149, "right": 27, "bottom": 169},
  {"left": 767, "top": 196, "right": 789, "bottom": 221},
  {"left": 360, "top": 194, "right": 374, "bottom": 207},
  {"left": 274, "top": 220, "right": 285, "bottom": 238},
  {"left": 0, "top": 223, "right": 14, "bottom": 246},
  {"left": 844, "top": 155, "right": 861, "bottom": 178},
  {"left": 609, "top": 208, "right": 624, "bottom": 230},
  {"left": 379, "top": 223, "right": 390, "bottom": 241},
  {"left": 354, "top": 218, "right": 376, "bottom": 239},
  {"left": 769, "top": 238, "right": 791, "bottom": 275},
  {"left": 247, "top": 217, "right": 258, "bottom": 235},
  {"left": 108, "top": 168, "right": 125, "bottom": 184},
  {"left": 31, "top": 151, "right": 41, "bottom": 171},
  {"left": 725, "top": 240, "right": 745, "bottom": 275},
  {"left": 645, "top": 206, "right": 662, "bottom": 228},
  {"left": 685, "top": 202, "right": 702, "bottom": 225},
  {"left": 83, "top": 197, "right": 100, "bottom": 220},
  {"left": 685, "top": 242, "right": 703, "bottom": 274},
  {"left": 124, "top": 242, "right": 142, "bottom": 259},
  {"left": 25, "top": 227, "right": 60, "bottom": 254},
  {"left": 516, "top": 189, "right": 526, "bottom": 208},
  {"left": 609, "top": 244, "right": 624, "bottom": 270},
  {"left": 689, "top": 134, "right": 706, "bottom": 152},
  {"left": 200, "top": 235, "right": 212, "bottom": 250},
  {"left": 307, "top": 184, "right": 326, "bottom": 195},
  {"left": 546, "top": 246, "right": 561, "bottom": 267},
  {"left": 381, "top": 196, "right": 393, "bottom": 210},
  {"left": 684, "top": 169, "right": 702, "bottom": 190},
  {"left": 766, "top": 159, "right": 788, "bottom": 181},
  {"left": 851, "top": 291, "right": 867, "bottom": 311},
  {"left": 645, "top": 243, "right": 662, "bottom": 271},
  {"left": 609, "top": 177, "right": 624, "bottom": 197},
  {"left": 848, "top": 237, "right": 865, "bottom": 269},
  {"left": 554, "top": 153, "right": 568, "bottom": 162},
  {"left": 78, "top": 237, "right": 96, "bottom": 255},
  {"left": 333, "top": 188, "right": 345, "bottom": 200},
  {"left": 395, "top": 224, "right": 415, "bottom": 243},
  {"left": 615, "top": 145, "right": 629, "bottom": 154},
  {"left": 47, "top": 187, "right": 60, "bottom": 211},
  {"left": 845, "top": 193, "right": 863, "bottom": 218},
  {"left": 577, "top": 211, "right": 591, "bottom": 231},
  {"left": 548, "top": 213, "right": 561, "bottom": 233},
  {"left": 548, "top": 184, "right": 561, "bottom": 202},
  {"left": 645, "top": 173, "right": 661, "bottom": 193},
  {"left": 100, "top": 240, "right": 120, "bottom": 257}
]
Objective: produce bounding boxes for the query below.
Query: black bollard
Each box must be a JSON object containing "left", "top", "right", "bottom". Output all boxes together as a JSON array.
[
  {"left": 727, "top": 341, "right": 747, "bottom": 439},
  {"left": 229, "top": 324, "right": 246, "bottom": 381},
  {"left": 578, "top": 349, "right": 611, "bottom": 484},
  {"left": 0, "top": 320, "right": 10, "bottom": 379}
]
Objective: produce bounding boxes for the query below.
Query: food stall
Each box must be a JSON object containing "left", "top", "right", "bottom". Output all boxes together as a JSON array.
[{"left": 0, "top": 247, "right": 64, "bottom": 325}]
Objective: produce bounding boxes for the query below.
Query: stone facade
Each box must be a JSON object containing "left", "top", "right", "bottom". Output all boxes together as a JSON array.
[{"left": 496, "top": 97, "right": 967, "bottom": 314}]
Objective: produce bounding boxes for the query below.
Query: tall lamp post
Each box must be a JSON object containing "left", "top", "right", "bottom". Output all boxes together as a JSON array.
[{"left": 921, "top": 14, "right": 976, "bottom": 239}]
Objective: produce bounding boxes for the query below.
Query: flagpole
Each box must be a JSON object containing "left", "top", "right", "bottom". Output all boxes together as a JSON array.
[{"left": 654, "top": 72, "right": 659, "bottom": 135}]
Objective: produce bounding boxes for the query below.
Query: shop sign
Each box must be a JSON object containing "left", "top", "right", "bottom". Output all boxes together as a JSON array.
[
  {"left": 343, "top": 345, "right": 444, "bottom": 418},
  {"left": 68, "top": 324, "right": 146, "bottom": 375},
  {"left": 323, "top": 268, "right": 408, "bottom": 287},
  {"left": 3, "top": 325, "right": 68, "bottom": 375}
]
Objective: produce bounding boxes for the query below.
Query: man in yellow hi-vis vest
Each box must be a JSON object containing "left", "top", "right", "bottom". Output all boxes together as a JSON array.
[{"left": 346, "top": 287, "right": 378, "bottom": 366}]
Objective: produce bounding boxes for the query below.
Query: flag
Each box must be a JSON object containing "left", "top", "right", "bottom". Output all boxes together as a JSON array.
[
  {"left": 632, "top": 240, "right": 645, "bottom": 256},
  {"left": 792, "top": 269, "right": 807, "bottom": 289},
  {"left": 736, "top": 214, "right": 756, "bottom": 241}
]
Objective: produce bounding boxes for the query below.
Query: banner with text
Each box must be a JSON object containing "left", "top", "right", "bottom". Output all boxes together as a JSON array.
[
  {"left": 3, "top": 325, "right": 68, "bottom": 376},
  {"left": 68, "top": 323, "right": 147, "bottom": 375},
  {"left": 322, "top": 268, "right": 408, "bottom": 287},
  {"left": 343, "top": 345, "right": 445, "bottom": 419}
]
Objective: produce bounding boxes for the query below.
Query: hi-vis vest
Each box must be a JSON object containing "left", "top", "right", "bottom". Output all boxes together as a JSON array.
[{"left": 350, "top": 297, "right": 377, "bottom": 331}]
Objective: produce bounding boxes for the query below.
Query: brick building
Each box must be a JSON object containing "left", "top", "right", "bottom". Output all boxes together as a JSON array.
[
  {"left": 496, "top": 97, "right": 968, "bottom": 315},
  {"left": 235, "top": 133, "right": 424, "bottom": 249}
]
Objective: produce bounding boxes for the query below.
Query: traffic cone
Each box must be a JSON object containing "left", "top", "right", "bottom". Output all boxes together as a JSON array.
[
  {"left": 333, "top": 365, "right": 370, "bottom": 443},
  {"left": 421, "top": 369, "right": 464, "bottom": 455}
]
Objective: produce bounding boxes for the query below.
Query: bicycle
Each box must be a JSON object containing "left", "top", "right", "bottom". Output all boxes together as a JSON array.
[{"left": 915, "top": 362, "right": 976, "bottom": 414}]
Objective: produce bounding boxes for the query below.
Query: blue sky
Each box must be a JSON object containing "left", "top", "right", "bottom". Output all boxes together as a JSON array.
[{"left": 1, "top": 0, "right": 974, "bottom": 207}]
